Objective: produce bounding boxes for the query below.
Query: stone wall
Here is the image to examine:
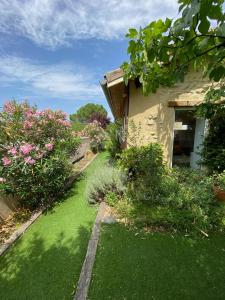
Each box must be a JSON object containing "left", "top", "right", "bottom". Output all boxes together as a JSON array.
[{"left": 128, "top": 72, "right": 210, "bottom": 166}]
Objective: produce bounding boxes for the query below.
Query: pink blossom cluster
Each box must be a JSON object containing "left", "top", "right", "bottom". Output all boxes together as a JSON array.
[
  {"left": 20, "top": 143, "right": 34, "bottom": 155},
  {"left": 57, "top": 119, "right": 71, "bottom": 127},
  {"left": 2, "top": 140, "right": 56, "bottom": 168},
  {"left": 2, "top": 156, "right": 11, "bottom": 166},
  {"left": 3, "top": 101, "right": 16, "bottom": 114},
  {"left": 23, "top": 120, "right": 34, "bottom": 129},
  {"left": 45, "top": 143, "right": 54, "bottom": 151},
  {"left": 24, "top": 156, "right": 36, "bottom": 165}
]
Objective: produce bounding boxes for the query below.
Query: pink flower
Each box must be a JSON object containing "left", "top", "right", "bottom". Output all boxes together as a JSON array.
[
  {"left": 23, "top": 120, "right": 34, "bottom": 129},
  {"left": 58, "top": 119, "right": 71, "bottom": 127},
  {"left": 45, "top": 143, "right": 54, "bottom": 151},
  {"left": 8, "top": 147, "right": 17, "bottom": 156},
  {"left": 0, "top": 177, "right": 5, "bottom": 183},
  {"left": 2, "top": 156, "right": 11, "bottom": 166},
  {"left": 34, "top": 111, "right": 41, "bottom": 117},
  {"left": 20, "top": 143, "right": 34, "bottom": 155},
  {"left": 24, "top": 156, "right": 36, "bottom": 165},
  {"left": 3, "top": 101, "right": 16, "bottom": 114},
  {"left": 24, "top": 109, "right": 35, "bottom": 118}
]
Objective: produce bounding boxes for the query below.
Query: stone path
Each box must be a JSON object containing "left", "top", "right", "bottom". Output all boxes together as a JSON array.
[{"left": 74, "top": 202, "right": 116, "bottom": 300}]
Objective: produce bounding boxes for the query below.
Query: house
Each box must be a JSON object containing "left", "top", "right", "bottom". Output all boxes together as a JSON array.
[{"left": 101, "top": 68, "right": 210, "bottom": 168}]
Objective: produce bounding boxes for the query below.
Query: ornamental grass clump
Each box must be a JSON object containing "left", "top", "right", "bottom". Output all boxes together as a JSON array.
[
  {"left": 0, "top": 100, "right": 80, "bottom": 208},
  {"left": 85, "top": 164, "right": 126, "bottom": 204}
]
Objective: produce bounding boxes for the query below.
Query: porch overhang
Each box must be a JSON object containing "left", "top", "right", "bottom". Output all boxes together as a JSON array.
[{"left": 100, "top": 68, "right": 128, "bottom": 119}]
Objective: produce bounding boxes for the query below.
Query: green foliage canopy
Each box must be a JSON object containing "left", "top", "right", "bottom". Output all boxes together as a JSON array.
[
  {"left": 122, "top": 0, "right": 225, "bottom": 95},
  {"left": 70, "top": 103, "right": 107, "bottom": 123}
]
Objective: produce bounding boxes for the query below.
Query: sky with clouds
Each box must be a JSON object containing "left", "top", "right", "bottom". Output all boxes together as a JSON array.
[{"left": 0, "top": 0, "right": 179, "bottom": 117}]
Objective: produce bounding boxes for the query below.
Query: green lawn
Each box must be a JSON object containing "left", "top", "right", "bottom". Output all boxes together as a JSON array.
[
  {"left": 0, "top": 152, "right": 108, "bottom": 300},
  {"left": 89, "top": 224, "right": 225, "bottom": 300}
]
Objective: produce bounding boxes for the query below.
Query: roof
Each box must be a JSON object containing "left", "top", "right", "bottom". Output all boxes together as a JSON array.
[{"left": 100, "top": 68, "right": 126, "bottom": 119}]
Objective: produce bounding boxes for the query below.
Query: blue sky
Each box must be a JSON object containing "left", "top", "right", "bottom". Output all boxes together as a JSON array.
[{"left": 0, "top": 0, "right": 178, "bottom": 117}]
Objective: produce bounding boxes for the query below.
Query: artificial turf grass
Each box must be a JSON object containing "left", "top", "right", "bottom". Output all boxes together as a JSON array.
[
  {"left": 0, "top": 152, "right": 108, "bottom": 300},
  {"left": 89, "top": 223, "right": 225, "bottom": 300}
]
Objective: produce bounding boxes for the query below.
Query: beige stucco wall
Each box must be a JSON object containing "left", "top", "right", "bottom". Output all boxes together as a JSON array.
[{"left": 128, "top": 72, "right": 210, "bottom": 166}]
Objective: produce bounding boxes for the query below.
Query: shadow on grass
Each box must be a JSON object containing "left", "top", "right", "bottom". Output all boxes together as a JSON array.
[{"left": 0, "top": 224, "right": 92, "bottom": 300}]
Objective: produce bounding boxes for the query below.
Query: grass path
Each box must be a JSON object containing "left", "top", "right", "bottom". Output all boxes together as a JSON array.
[
  {"left": 89, "top": 224, "right": 225, "bottom": 300},
  {"left": 0, "top": 152, "right": 108, "bottom": 300}
]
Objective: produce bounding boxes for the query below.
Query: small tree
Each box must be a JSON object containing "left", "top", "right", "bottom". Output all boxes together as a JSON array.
[
  {"left": 70, "top": 103, "right": 108, "bottom": 123},
  {"left": 88, "top": 112, "right": 110, "bottom": 129}
]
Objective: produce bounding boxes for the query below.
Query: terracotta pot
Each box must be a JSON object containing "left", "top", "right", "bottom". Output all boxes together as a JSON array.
[{"left": 213, "top": 185, "right": 225, "bottom": 202}]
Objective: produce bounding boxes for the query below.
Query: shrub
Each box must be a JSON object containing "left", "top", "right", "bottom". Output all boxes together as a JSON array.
[
  {"left": 0, "top": 101, "right": 80, "bottom": 208},
  {"left": 82, "top": 121, "right": 106, "bottom": 153},
  {"left": 85, "top": 164, "right": 126, "bottom": 204},
  {"left": 195, "top": 85, "right": 225, "bottom": 173},
  {"left": 113, "top": 168, "right": 225, "bottom": 235},
  {"left": 105, "top": 120, "right": 123, "bottom": 159},
  {"left": 118, "top": 143, "right": 165, "bottom": 202},
  {"left": 201, "top": 114, "right": 225, "bottom": 173},
  {"left": 214, "top": 171, "right": 225, "bottom": 190}
]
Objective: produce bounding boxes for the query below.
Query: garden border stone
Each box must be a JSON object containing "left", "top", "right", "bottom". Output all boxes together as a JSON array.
[
  {"left": 74, "top": 202, "right": 107, "bottom": 300},
  {"left": 0, "top": 153, "right": 98, "bottom": 257}
]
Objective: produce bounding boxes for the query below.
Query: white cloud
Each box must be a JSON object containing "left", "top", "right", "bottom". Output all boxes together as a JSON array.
[
  {"left": 0, "top": 56, "right": 102, "bottom": 99},
  {"left": 0, "top": 0, "right": 178, "bottom": 49}
]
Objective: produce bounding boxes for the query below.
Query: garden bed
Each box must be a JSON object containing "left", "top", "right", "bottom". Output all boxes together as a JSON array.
[{"left": 0, "top": 209, "right": 32, "bottom": 245}]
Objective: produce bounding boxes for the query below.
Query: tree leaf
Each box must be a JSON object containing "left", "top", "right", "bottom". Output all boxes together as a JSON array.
[
  {"left": 126, "top": 28, "right": 138, "bottom": 39},
  {"left": 209, "top": 66, "right": 225, "bottom": 82},
  {"left": 198, "top": 17, "right": 210, "bottom": 34}
]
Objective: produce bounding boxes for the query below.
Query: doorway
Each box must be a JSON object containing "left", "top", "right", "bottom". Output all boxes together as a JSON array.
[{"left": 172, "top": 109, "right": 205, "bottom": 168}]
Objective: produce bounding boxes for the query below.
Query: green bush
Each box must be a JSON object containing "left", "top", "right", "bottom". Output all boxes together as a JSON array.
[
  {"left": 118, "top": 143, "right": 165, "bottom": 202},
  {"left": 195, "top": 86, "right": 225, "bottom": 173},
  {"left": 201, "top": 114, "right": 225, "bottom": 173},
  {"left": 85, "top": 164, "right": 126, "bottom": 204},
  {"left": 105, "top": 120, "right": 123, "bottom": 159},
  {"left": 113, "top": 168, "right": 225, "bottom": 235}
]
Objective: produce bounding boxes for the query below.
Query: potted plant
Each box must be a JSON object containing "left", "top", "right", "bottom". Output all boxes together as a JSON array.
[{"left": 213, "top": 171, "right": 225, "bottom": 202}]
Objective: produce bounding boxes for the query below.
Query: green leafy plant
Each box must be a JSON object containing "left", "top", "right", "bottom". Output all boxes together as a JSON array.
[
  {"left": 114, "top": 168, "right": 225, "bottom": 234},
  {"left": 195, "top": 84, "right": 225, "bottom": 172},
  {"left": 214, "top": 171, "right": 225, "bottom": 190},
  {"left": 122, "top": 0, "right": 225, "bottom": 95},
  {"left": 105, "top": 119, "right": 123, "bottom": 159},
  {"left": 105, "top": 191, "right": 120, "bottom": 207},
  {"left": 118, "top": 143, "right": 165, "bottom": 203},
  {"left": 85, "top": 164, "right": 126, "bottom": 204}
]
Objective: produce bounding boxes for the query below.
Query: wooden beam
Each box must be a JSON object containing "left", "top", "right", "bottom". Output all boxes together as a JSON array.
[
  {"left": 105, "top": 68, "right": 123, "bottom": 83},
  {"left": 168, "top": 100, "right": 202, "bottom": 107}
]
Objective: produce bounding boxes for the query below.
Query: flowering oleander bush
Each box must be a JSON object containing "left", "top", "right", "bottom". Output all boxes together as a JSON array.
[
  {"left": 82, "top": 120, "right": 106, "bottom": 153},
  {"left": 0, "top": 100, "right": 80, "bottom": 208}
]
